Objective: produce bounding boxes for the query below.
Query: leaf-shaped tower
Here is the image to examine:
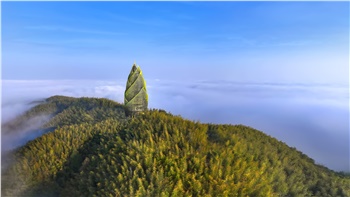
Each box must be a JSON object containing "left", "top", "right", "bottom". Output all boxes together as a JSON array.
[{"left": 124, "top": 63, "right": 148, "bottom": 116}]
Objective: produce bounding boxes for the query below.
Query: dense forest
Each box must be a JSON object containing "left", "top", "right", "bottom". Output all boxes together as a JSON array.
[{"left": 2, "top": 96, "right": 350, "bottom": 197}]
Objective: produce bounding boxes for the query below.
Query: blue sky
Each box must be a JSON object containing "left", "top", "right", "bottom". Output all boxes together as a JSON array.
[
  {"left": 2, "top": 2, "right": 349, "bottom": 83},
  {"left": 1, "top": 2, "right": 349, "bottom": 171}
]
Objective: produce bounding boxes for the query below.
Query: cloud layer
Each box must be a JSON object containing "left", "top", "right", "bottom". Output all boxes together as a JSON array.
[{"left": 1, "top": 79, "right": 349, "bottom": 172}]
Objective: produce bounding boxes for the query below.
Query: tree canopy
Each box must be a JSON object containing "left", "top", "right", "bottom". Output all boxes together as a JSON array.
[{"left": 2, "top": 96, "right": 349, "bottom": 197}]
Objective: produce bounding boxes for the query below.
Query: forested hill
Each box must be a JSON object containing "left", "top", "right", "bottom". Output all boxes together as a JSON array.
[{"left": 2, "top": 96, "right": 350, "bottom": 197}]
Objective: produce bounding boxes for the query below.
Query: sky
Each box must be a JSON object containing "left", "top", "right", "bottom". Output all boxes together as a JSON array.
[
  {"left": 1, "top": 2, "right": 349, "bottom": 172},
  {"left": 2, "top": 2, "right": 349, "bottom": 84}
]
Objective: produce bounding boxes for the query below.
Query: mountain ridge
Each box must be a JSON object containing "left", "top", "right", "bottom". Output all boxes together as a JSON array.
[{"left": 2, "top": 95, "right": 349, "bottom": 196}]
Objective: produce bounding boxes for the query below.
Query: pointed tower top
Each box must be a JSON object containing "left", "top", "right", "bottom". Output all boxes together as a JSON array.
[{"left": 131, "top": 61, "right": 137, "bottom": 72}]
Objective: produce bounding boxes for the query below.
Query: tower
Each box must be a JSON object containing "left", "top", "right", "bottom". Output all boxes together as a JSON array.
[{"left": 124, "top": 62, "right": 148, "bottom": 116}]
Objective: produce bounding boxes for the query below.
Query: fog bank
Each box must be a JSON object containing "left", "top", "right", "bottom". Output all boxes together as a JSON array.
[{"left": 1, "top": 79, "right": 349, "bottom": 172}]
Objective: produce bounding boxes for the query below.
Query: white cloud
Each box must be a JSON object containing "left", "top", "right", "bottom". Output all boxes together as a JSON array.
[
  {"left": 1, "top": 80, "right": 125, "bottom": 123},
  {"left": 25, "top": 25, "right": 124, "bottom": 36},
  {"left": 1, "top": 79, "right": 349, "bottom": 172}
]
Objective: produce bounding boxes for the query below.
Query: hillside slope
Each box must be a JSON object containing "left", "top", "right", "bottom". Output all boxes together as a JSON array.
[{"left": 2, "top": 96, "right": 350, "bottom": 197}]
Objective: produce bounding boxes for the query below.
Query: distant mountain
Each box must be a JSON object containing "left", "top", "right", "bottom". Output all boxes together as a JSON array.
[{"left": 2, "top": 96, "right": 350, "bottom": 197}]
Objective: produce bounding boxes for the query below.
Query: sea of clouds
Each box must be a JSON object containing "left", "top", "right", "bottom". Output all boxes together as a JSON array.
[{"left": 1, "top": 79, "right": 349, "bottom": 172}]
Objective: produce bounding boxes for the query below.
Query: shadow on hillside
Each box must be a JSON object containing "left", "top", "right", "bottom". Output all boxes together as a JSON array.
[{"left": 16, "top": 133, "right": 107, "bottom": 197}]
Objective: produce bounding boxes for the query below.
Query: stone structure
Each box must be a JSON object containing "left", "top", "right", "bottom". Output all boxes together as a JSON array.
[{"left": 124, "top": 63, "right": 148, "bottom": 116}]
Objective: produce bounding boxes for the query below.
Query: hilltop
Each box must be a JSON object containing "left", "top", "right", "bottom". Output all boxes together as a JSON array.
[{"left": 2, "top": 96, "right": 350, "bottom": 196}]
